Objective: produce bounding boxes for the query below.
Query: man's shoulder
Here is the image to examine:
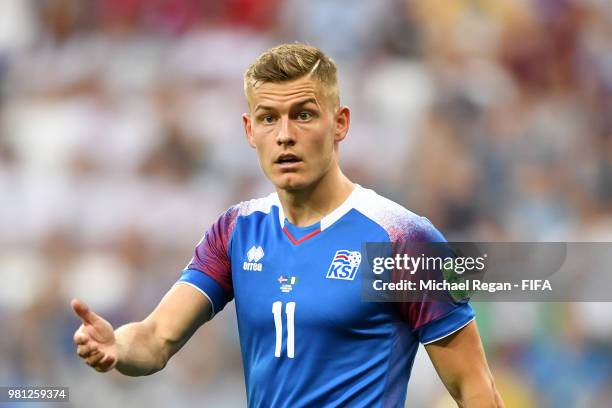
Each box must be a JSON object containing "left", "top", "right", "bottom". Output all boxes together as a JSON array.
[
  {"left": 207, "top": 193, "right": 279, "bottom": 242},
  {"left": 353, "top": 186, "right": 445, "bottom": 242},
  {"left": 225, "top": 192, "right": 280, "bottom": 219}
]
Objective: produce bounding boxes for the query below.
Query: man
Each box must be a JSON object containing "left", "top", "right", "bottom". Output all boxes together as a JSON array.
[{"left": 72, "top": 44, "right": 503, "bottom": 407}]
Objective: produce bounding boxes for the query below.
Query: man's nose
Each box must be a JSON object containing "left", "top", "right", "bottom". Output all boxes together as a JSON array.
[{"left": 276, "top": 117, "right": 296, "bottom": 146}]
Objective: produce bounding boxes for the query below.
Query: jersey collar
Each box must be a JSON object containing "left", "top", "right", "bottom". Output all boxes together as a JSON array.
[{"left": 275, "top": 185, "right": 362, "bottom": 243}]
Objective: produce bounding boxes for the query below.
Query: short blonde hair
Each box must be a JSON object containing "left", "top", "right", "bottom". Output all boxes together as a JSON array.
[{"left": 244, "top": 43, "right": 339, "bottom": 106}]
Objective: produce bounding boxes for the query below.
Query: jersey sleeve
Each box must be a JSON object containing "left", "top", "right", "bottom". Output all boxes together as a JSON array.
[
  {"left": 394, "top": 217, "right": 475, "bottom": 344},
  {"left": 176, "top": 206, "right": 239, "bottom": 317}
]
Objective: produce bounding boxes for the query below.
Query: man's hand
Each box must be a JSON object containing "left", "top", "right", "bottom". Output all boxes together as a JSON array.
[
  {"left": 71, "top": 299, "right": 118, "bottom": 372},
  {"left": 70, "top": 285, "right": 212, "bottom": 377}
]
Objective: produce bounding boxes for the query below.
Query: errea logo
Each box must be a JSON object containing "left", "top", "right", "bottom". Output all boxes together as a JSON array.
[{"left": 243, "top": 246, "right": 264, "bottom": 271}]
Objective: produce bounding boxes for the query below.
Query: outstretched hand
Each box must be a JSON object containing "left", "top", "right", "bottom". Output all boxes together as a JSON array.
[{"left": 71, "top": 299, "right": 118, "bottom": 372}]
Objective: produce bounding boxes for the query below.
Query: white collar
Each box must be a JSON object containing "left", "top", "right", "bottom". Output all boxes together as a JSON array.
[{"left": 275, "top": 184, "right": 362, "bottom": 230}]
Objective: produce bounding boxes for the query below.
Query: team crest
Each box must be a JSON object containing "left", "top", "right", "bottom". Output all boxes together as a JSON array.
[{"left": 326, "top": 250, "right": 361, "bottom": 281}]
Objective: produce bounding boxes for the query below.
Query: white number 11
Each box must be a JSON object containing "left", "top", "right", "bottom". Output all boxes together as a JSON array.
[{"left": 272, "top": 301, "right": 296, "bottom": 358}]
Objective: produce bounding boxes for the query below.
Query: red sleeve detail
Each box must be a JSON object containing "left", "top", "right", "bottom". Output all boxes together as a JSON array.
[
  {"left": 392, "top": 217, "right": 458, "bottom": 330},
  {"left": 187, "top": 206, "right": 239, "bottom": 295}
]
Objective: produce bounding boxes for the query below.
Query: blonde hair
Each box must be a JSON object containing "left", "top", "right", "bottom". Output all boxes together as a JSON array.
[{"left": 244, "top": 43, "right": 339, "bottom": 106}]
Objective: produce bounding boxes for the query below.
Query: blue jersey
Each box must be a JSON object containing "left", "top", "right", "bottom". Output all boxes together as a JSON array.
[{"left": 177, "top": 185, "right": 474, "bottom": 407}]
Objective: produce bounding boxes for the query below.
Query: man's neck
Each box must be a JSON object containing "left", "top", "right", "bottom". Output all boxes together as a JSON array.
[{"left": 277, "top": 167, "right": 354, "bottom": 227}]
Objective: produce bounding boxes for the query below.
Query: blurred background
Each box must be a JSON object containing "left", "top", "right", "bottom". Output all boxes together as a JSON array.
[{"left": 0, "top": 0, "right": 610, "bottom": 407}]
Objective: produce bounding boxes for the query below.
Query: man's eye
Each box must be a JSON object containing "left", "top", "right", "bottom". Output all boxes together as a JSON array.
[
  {"left": 262, "top": 115, "right": 275, "bottom": 124},
  {"left": 297, "top": 112, "right": 312, "bottom": 121}
]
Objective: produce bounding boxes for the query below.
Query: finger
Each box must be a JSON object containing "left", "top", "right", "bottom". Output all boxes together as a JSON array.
[
  {"left": 77, "top": 344, "right": 91, "bottom": 358},
  {"left": 71, "top": 299, "right": 100, "bottom": 325},
  {"left": 73, "top": 328, "right": 89, "bottom": 345},
  {"left": 94, "top": 363, "right": 112, "bottom": 373},
  {"left": 97, "top": 355, "right": 117, "bottom": 372},
  {"left": 77, "top": 343, "right": 98, "bottom": 358},
  {"left": 85, "top": 352, "right": 104, "bottom": 367}
]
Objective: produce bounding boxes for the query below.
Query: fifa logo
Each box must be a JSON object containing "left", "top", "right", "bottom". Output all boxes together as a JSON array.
[
  {"left": 326, "top": 250, "right": 361, "bottom": 281},
  {"left": 243, "top": 246, "right": 264, "bottom": 271}
]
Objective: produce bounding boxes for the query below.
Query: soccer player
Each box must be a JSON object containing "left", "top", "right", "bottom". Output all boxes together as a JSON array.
[{"left": 72, "top": 44, "right": 503, "bottom": 407}]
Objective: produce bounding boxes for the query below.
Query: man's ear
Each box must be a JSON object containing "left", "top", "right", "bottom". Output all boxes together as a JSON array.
[
  {"left": 243, "top": 113, "right": 256, "bottom": 149},
  {"left": 334, "top": 106, "right": 351, "bottom": 143}
]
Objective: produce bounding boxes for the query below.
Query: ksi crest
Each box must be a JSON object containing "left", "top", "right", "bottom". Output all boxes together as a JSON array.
[{"left": 325, "top": 250, "right": 361, "bottom": 281}]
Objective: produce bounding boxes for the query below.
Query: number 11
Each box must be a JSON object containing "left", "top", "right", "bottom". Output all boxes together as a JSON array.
[{"left": 272, "top": 301, "right": 295, "bottom": 358}]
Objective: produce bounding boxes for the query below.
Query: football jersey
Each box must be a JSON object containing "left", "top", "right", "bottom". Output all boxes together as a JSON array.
[{"left": 176, "top": 185, "right": 474, "bottom": 407}]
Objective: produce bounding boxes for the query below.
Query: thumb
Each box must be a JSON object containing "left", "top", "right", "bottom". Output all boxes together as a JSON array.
[{"left": 71, "top": 298, "right": 100, "bottom": 325}]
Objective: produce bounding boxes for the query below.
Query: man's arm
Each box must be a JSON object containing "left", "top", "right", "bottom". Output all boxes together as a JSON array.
[
  {"left": 425, "top": 320, "right": 504, "bottom": 407},
  {"left": 72, "top": 283, "right": 211, "bottom": 376}
]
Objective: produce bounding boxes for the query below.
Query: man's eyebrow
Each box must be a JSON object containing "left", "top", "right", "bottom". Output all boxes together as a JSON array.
[
  {"left": 254, "top": 104, "right": 274, "bottom": 112},
  {"left": 293, "top": 98, "right": 318, "bottom": 107},
  {"left": 254, "top": 98, "right": 319, "bottom": 112}
]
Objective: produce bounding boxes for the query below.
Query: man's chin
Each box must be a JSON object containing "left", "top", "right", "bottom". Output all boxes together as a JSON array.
[{"left": 273, "top": 174, "right": 309, "bottom": 192}]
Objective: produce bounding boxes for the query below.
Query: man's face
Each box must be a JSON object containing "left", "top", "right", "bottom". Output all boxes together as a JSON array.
[{"left": 243, "top": 76, "right": 350, "bottom": 192}]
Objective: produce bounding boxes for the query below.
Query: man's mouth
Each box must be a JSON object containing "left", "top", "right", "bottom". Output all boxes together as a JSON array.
[{"left": 275, "top": 154, "right": 302, "bottom": 165}]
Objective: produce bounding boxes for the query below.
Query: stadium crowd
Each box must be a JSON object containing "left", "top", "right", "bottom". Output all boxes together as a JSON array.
[{"left": 0, "top": 0, "right": 610, "bottom": 406}]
